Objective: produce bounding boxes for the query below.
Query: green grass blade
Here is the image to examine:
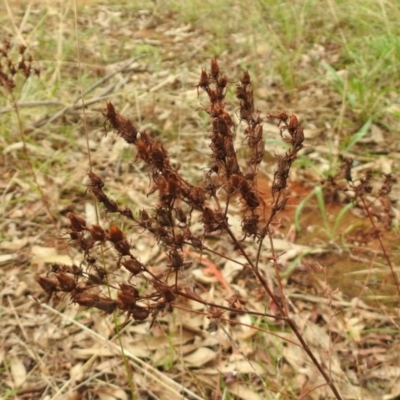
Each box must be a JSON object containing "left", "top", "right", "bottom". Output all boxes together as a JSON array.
[
  {"left": 280, "top": 251, "right": 309, "bottom": 279},
  {"left": 294, "top": 188, "right": 316, "bottom": 234},
  {"left": 332, "top": 202, "right": 354, "bottom": 237},
  {"left": 343, "top": 118, "right": 372, "bottom": 152},
  {"left": 314, "top": 185, "right": 330, "bottom": 238}
]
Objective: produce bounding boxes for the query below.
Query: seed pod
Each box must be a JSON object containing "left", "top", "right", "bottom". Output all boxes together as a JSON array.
[
  {"left": 119, "top": 283, "right": 139, "bottom": 298},
  {"left": 120, "top": 207, "right": 134, "bottom": 220},
  {"left": 87, "top": 171, "right": 104, "bottom": 189},
  {"left": 243, "top": 190, "right": 260, "bottom": 209},
  {"left": 67, "top": 213, "right": 87, "bottom": 232},
  {"left": 117, "top": 291, "right": 136, "bottom": 312},
  {"left": 210, "top": 58, "right": 219, "bottom": 79},
  {"left": 288, "top": 114, "right": 299, "bottom": 132},
  {"left": 107, "top": 224, "right": 124, "bottom": 243},
  {"left": 114, "top": 239, "right": 131, "bottom": 256},
  {"left": 120, "top": 258, "right": 142, "bottom": 275},
  {"left": 189, "top": 235, "right": 203, "bottom": 249},
  {"left": 174, "top": 207, "right": 187, "bottom": 224},
  {"left": 95, "top": 297, "right": 118, "bottom": 314},
  {"left": 218, "top": 74, "right": 228, "bottom": 88},
  {"left": 154, "top": 282, "right": 176, "bottom": 303},
  {"left": 169, "top": 249, "right": 183, "bottom": 269},
  {"left": 35, "top": 276, "right": 58, "bottom": 293},
  {"left": 156, "top": 208, "right": 172, "bottom": 226},
  {"left": 72, "top": 292, "right": 99, "bottom": 308},
  {"left": 88, "top": 224, "right": 106, "bottom": 242},
  {"left": 131, "top": 306, "right": 150, "bottom": 321},
  {"left": 240, "top": 71, "right": 251, "bottom": 86},
  {"left": 55, "top": 272, "right": 76, "bottom": 292}
]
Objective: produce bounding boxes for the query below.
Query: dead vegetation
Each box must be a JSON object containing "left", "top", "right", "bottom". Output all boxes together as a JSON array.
[
  {"left": 31, "top": 58, "right": 399, "bottom": 399},
  {"left": 1, "top": 3, "right": 400, "bottom": 400}
]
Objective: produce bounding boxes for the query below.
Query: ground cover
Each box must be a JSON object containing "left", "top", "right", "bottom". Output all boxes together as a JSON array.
[{"left": 1, "top": 1, "right": 400, "bottom": 399}]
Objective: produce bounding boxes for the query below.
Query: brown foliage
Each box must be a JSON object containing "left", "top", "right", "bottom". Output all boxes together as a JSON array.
[
  {"left": 36, "top": 60, "right": 394, "bottom": 400},
  {"left": 36, "top": 59, "right": 307, "bottom": 326}
]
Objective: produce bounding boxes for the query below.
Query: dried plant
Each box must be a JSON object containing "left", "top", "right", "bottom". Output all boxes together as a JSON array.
[
  {"left": 0, "top": 39, "right": 39, "bottom": 94},
  {"left": 0, "top": 39, "right": 56, "bottom": 225},
  {"left": 35, "top": 59, "right": 350, "bottom": 398},
  {"left": 323, "top": 155, "right": 399, "bottom": 295}
]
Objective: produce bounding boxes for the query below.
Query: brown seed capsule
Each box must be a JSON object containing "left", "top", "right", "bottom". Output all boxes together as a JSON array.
[
  {"left": 240, "top": 71, "right": 251, "bottom": 86},
  {"left": 156, "top": 208, "right": 172, "bottom": 226},
  {"left": 88, "top": 224, "right": 106, "bottom": 242},
  {"left": 86, "top": 273, "right": 102, "bottom": 285},
  {"left": 243, "top": 190, "right": 260, "bottom": 209},
  {"left": 189, "top": 235, "right": 203, "bottom": 249},
  {"left": 154, "top": 281, "right": 176, "bottom": 303},
  {"left": 169, "top": 249, "right": 183, "bottom": 269},
  {"left": 120, "top": 207, "right": 134, "bottom": 220},
  {"left": 95, "top": 297, "right": 118, "bottom": 314},
  {"left": 35, "top": 275, "right": 58, "bottom": 303},
  {"left": 210, "top": 58, "right": 219, "bottom": 79},
  {"left": 55, "top": 272, "right": 76, "bottom": 292},
  {"left": 288, "top": 114, "right": 299, "bottom": 131},
  {"left": 218, "top": 74, "right": 228, "bottom": 88},
  {"left": 107, "top": 224, "right": 124, "bottom": 243},
  {"left": 120, "top": 258, "right": 142, "bottom": 275},
  {"left": 174, "top": 207, "right": 187, "bottom": 224},
  {"left": 67, "top": 213, "right": 87, "bottom": 232},
  {"left": 72, "top": 292, "right": 99, "bottom": 308},
  {"left": 120, "top": 283, "right": 139, "bottom": 298},
  {"left": 131, "top": 306, "right": 150, "bottom": 321},
  {"left": 103, "top": 101, "right": 117, "bottom": 128},
  {"left": 87, "top": 171, "right": 104, "bottom": 189},
  {"left": 195, "top": 68, "right": 210, "bottom": 94},
  {"left": 114, "top": 239, "right": 131, "bottom": 256},
  {"left": 35, "top": 276, "right": 58, "bottom": 293},
  {"left": 117, "top": 291, "right": 136, "bottom": 312}
]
